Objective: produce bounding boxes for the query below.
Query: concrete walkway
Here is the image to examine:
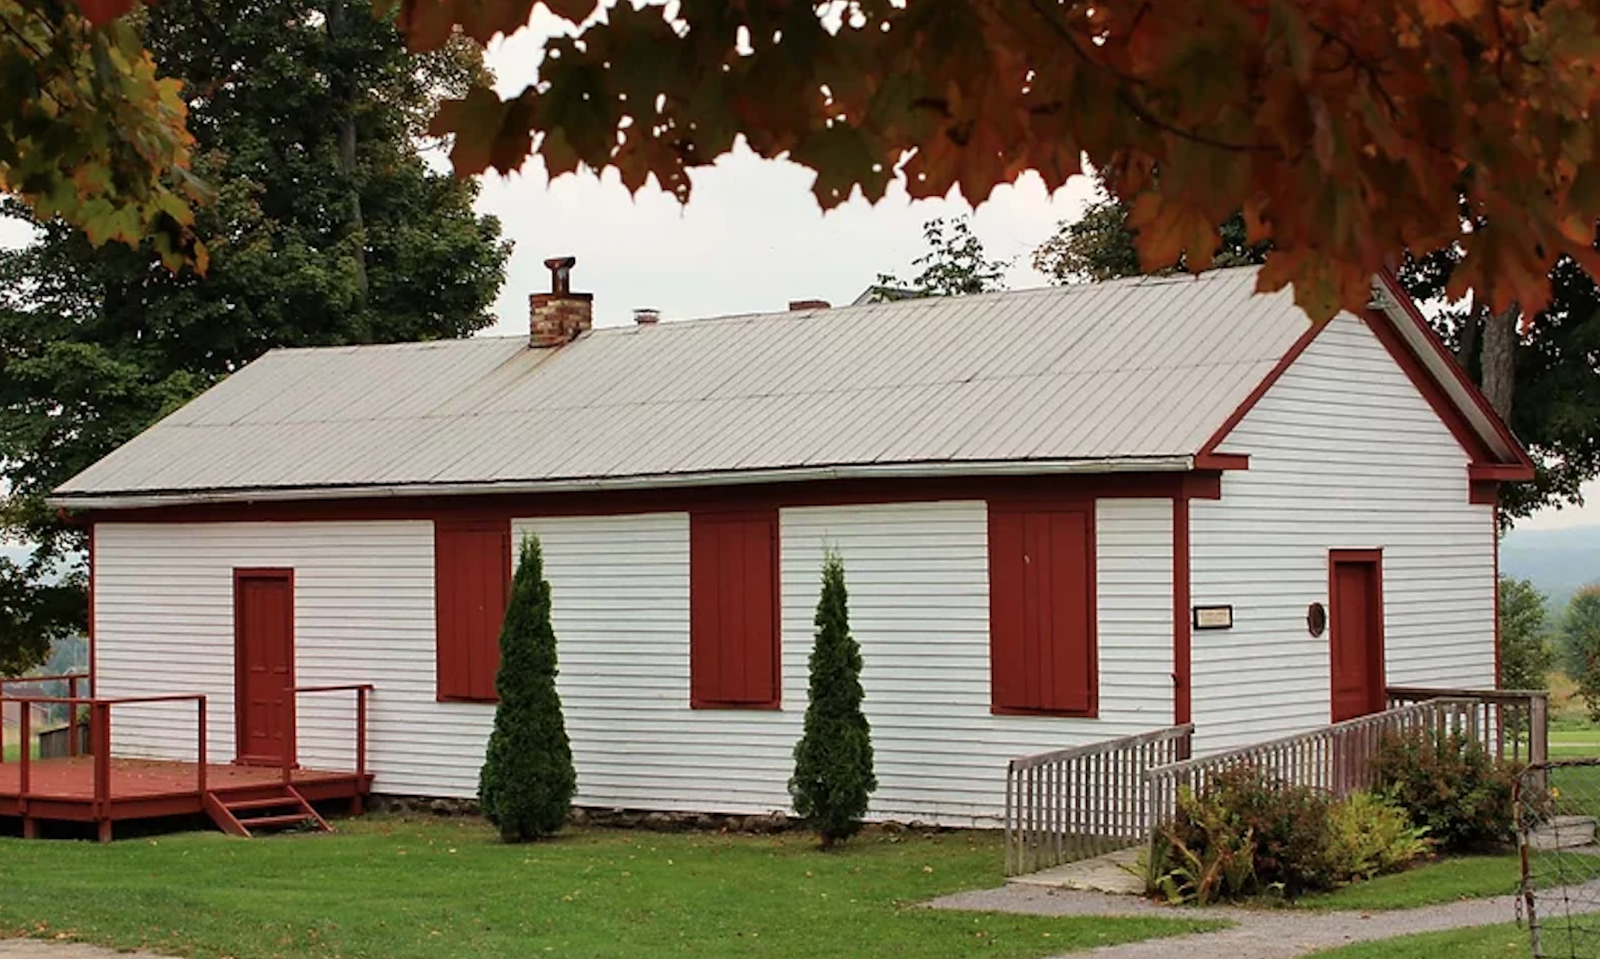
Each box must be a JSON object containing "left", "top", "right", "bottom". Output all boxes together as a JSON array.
[
  {"left": 930, "top": 882, "right": 1600, "bottom": 958},
  {"left": 1007, "top": 847, "right": 1146, "bottom": 895},
  {"left": 0, "top": 944, "right": 179, "bottom": 959}
]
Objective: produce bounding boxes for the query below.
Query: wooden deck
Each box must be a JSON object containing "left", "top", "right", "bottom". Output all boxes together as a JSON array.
[
  {"left": 0, "top": 758, "right": 371, "bottom": 838},
  {"left": 0, "top": 756, "right": 370, "bottom": 840},
  {"left": 0, "top": 676, "right": 373, "bottom": 840}
]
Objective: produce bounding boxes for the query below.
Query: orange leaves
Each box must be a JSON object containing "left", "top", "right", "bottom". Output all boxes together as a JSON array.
[
  {"left": 4, "top": 0, "right": 207, "bottom": 272},
  {"left": 400, "top": 0, "right": 1600, "bottom": 323},
  {"left": 1128, "top": 194, "right": 1221, "bottom": 274},
  {"left": 432, "top": 85, "right": 531, "bottom": 176},
  {"left": 68, "top": 0, "right": 135, "bottom": 25}
]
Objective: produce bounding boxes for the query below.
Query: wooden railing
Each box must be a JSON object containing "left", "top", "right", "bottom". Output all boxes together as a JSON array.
[
  {"left": 1004, "top": 724, "right": 1193, "bottom": 876},
  {"left": 7, "top": 692, "right": 206, "bottom": 838},
  {"left": 285, "top": 684, "right": 372, "bottom": 785},
  {"left": 1, "top": 673, "right": 91, "bottom": 759},
  {"left": 1385, "top": 686, "right": 1548, "bottom": 765},
  {"left": 1143, "top": 697, "right": 1514, "bottom": 833}
]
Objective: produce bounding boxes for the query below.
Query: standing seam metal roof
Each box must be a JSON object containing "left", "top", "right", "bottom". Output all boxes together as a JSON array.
[{"left": 55, "top": 267, "right": 1316, "bottom": 501}]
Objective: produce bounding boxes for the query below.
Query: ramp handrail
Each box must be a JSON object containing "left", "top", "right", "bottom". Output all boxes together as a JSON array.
[
  {"left": 1005, "top": 724, "right": 1193, "bottom": 876},
  {"left": 1143, "top": 698, "right": 1497, "bottom": 832},
  {"left": 1386, "top": 686, "right": 1548, "bottom": 765}
]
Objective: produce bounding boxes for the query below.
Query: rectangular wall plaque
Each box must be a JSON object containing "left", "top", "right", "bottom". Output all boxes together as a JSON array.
[{"left": 1192, "top": 605, "right": 1234, "bottom": 630}]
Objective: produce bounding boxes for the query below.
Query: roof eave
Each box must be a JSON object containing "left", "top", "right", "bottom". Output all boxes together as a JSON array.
[
  {"left": 1370, "top": 272, "right": 1536, "bottom": 474},
  {"left": 48, "top": 455, "right": 1200, "bottom": 513}
]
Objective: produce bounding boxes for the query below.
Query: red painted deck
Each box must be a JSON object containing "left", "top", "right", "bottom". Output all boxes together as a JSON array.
[{"left": 0, "top": 756, "right": 370, "bottom": 838}]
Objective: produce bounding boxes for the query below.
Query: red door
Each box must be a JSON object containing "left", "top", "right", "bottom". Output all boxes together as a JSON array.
[
  {"left": 1329, "top": 550, "right": 1385, "bottom": 723},
  {"left": 235, "top": 569, "right": 295, "bottom": 766}
]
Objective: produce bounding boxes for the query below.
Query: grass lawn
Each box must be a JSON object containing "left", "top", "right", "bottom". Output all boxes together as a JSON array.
[
  {"left": 1, "top": 739, "right": 39, "bottom": 762},
  {"left": 1295, "top": 856, "right": 1518, "bottom": 912},
  {"left": 0, "top": 817, "right": 1223, "bottom": 959},
  {"left": 1307, "top": 923, "right": 1530, "bottom": 958}
]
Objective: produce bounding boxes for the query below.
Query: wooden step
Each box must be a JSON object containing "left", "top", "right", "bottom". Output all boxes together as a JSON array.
[
  {"left": 237, "top": 812, "right": 318, "bottom": 829},
  {"left": 204, "top": 785, "right": 332, "bottom": 838},
  {"left": 224, "top": 796, "right": 302, "bottom": 813},
  {"left": 1528, "top": 815, "right": 1597, "bottom": 851}
]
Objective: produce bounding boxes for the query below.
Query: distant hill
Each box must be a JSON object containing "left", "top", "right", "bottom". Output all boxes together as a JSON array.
[{"left": 1501, "top": 525, "right": 1600, "bottom": 614}]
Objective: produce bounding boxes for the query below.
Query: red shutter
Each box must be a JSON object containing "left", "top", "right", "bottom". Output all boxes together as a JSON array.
[
  {"left": 690, "top": 510, "right": 779, "bottom": 707},
  {"left": 435, "top": 520, "right": 512, "bottom": 702},
  {"left": 989, "top": 504, "right": 1096, "bottom": 715}
]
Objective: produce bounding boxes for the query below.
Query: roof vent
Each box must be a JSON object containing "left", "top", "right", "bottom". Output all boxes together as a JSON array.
[{"left": 633, "top": 308, "right": 660, "bottom": 325}]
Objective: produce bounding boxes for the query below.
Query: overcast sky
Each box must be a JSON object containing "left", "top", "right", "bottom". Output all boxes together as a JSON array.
[{"left": 472, "top": 22, "right": 1097, "bottom": 336}]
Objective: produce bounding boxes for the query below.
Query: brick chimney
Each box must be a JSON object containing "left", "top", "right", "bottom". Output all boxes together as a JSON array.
[
  {"left": 789, "top": 299, "right": 830, "bottom": 311},
  {"left": 530, "top": 256, "right": 593, "bottom": 348}
]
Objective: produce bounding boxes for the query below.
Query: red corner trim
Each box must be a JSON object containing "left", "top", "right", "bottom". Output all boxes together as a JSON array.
[
  {"left": 1373, "top": 270, "right": 1535, "bottom": 478},
  {"left": 87, "top": 524, "right": 97, "bottom": 690},
  {"left": 1192, "top": 452, "right": 1250, "bottom": 471},
  {"left": 1173, "top": 496, "right": 1191, "bottom": 726},
  {"left": 1197, "top": 319, "right": 1326, "bottom": 458},
  {"left": 1468, "top": 463, "right": 1532, "bottom": 483},
  {"left": 1492, "top": 500, "right": 1503, "bottom": 688}
]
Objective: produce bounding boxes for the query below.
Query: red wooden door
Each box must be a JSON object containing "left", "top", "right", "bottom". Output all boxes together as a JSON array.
[
  {"left": 1329, "top": 551, "right": 1385, "bottom": 723},
  {"left": 235, "top": 569, "right": 295, "bottom": 766}
]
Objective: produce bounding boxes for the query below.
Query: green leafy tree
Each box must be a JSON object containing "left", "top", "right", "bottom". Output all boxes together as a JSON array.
[
  {"left": 1033, "top": 192, "right": 1267, "bottom": 284},
  {"left": 1565, "top": 586, "right": 1600, "bottom": 722},
  {"left": 479, "top": 536, "right": 576, "bottom": 842},
  {"left": 1498, "top": 576, "right": 1553, "bottom": 692},
  {"left": 789, "top": 550, "right": 876, "bottom": 849},
  {"left": 875, "top": 217, "right": 1007, "bottom": 299},
  {"left": 0, "top": 0, "right": 509, "bottom": 673}
]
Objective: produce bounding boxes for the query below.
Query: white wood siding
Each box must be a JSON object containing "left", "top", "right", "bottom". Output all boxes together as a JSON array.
[
  {"left": 93, "top": 521, "right": 467, "bottom": 794},
  {"left": 93, "top": 500, "right": 1175, "bottom": 826},
  {"left": 1191, "top": 313, "right": 1497, "bottom": 753},
  {"left": 521, "top": 501, "right": 1172, "bottom": 825},
  {"left": 780, "top": 500, "right": 1173, "bottom": 824}
]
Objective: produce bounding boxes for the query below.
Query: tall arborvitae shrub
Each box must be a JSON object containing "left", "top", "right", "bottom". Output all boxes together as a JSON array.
[
  {"left": 789, "top": 550, "right": 876, "bottom": 848},
  {"left": 479, "top": 536, "right": 576, "bottom": 841}
]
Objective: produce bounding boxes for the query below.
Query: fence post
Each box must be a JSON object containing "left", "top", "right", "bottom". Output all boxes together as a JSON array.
[
  {"left": 196, "top": 698, "right": 207, "bottom": 796},
  {"left": 68, "top": 677, "right": 80, "bottom": 758},
  {"left": 1530, "top": 693, "right": 1549, "bottom": 767},
  {"left": 19, "top": 699, "right": 31, "bottom": 797},
  {"left": 92, "top": 701, "right": 112, "bottom": 841}
]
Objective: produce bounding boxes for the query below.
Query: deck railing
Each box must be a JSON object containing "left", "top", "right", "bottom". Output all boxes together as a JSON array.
[
  {"left": 6, "top": 692, "right": 206, "bottom": 839},
  {"left": 1385, "top": 686, "right": 1548, "bottom": 765},
  {"left": 286, "top": 684, "right": 373, "bottom": 786},
  {"left": 1004, "top": 724, "right": 1193, "bottom": 876},
  {"left": 1, "top": 673, "right": 92, "bottom": 758}
]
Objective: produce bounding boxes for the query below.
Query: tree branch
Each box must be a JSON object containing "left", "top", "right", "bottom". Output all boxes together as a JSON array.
[{"left": 1023, "top": 0, "right": 1280, "bottom": 154}]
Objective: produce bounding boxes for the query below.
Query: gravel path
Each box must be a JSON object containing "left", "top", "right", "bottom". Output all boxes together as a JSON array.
[{"left": 929, "top": 883, "right": 1600, "bottom": 958}]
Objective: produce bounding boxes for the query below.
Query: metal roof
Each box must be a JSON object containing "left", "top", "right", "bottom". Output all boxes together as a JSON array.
[{"left": 55, "top": 267, "right": 1318, "bottom": 506}]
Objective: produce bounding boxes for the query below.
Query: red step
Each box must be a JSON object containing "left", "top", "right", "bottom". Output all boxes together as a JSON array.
[{"left": 204, "top": 785, "right": 332, "bottom": 838}]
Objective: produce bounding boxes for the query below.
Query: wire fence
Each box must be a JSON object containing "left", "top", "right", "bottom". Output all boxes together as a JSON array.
[{"left": 1516, "top": 759, "right": 1600, "bottom": 958}]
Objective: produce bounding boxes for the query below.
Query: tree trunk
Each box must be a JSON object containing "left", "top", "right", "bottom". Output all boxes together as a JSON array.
[
  {"left": 1455, "top": 307, "right": 1481, "bottom": 370},
  {"left": 1481, "top": 305, "right": 1518, "bottom": 420},
  {"left": 325, "top": 0, "right": 368, "bottom": 303}
]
